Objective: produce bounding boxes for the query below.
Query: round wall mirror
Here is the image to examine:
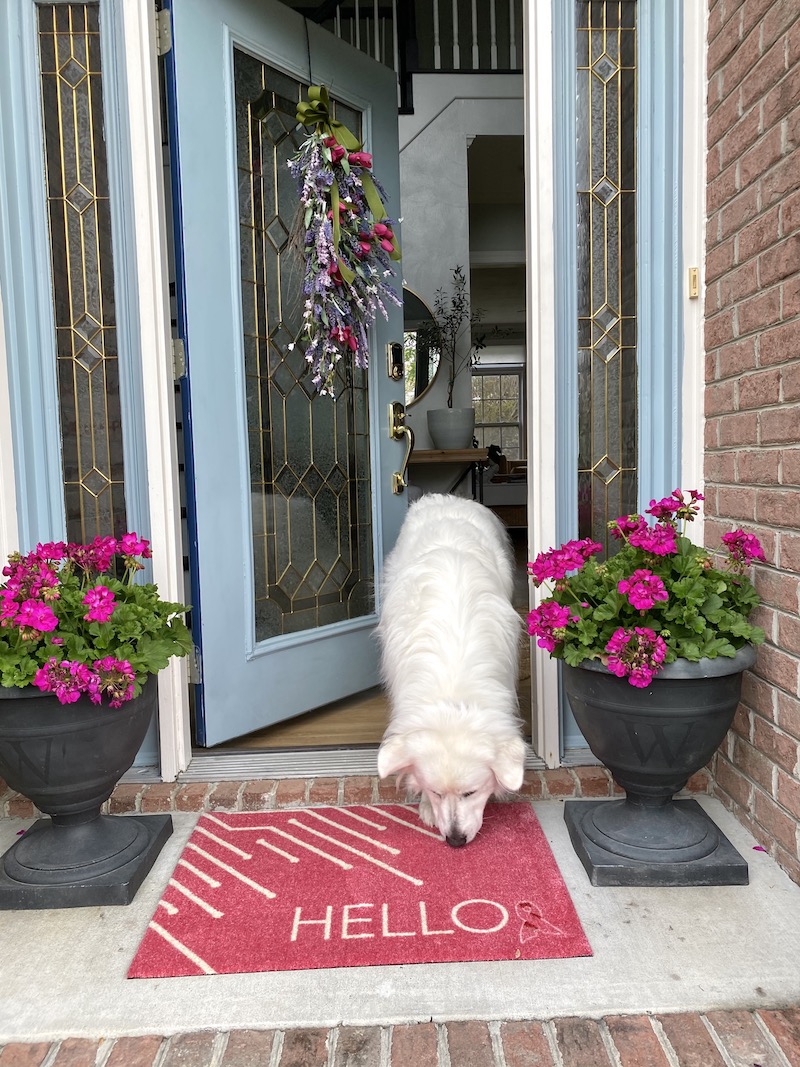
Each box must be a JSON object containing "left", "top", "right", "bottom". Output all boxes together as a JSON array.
[{"left": 403, "top": 288, "right": 439, "bottom": 406}]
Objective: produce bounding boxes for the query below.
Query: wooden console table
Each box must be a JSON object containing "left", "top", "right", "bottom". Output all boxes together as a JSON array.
[{"left": 408, "top": 448, "right": 490, "bottom": 502}]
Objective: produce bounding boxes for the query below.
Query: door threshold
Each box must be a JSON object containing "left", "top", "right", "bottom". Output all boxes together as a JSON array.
[{"left": 165, "top": 746, "right": 546, "bottom": 782}]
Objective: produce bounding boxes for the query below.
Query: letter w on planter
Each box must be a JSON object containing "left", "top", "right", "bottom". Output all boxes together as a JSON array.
[{"left": 562, "top": 645, "right": 755, "bottom": 887}]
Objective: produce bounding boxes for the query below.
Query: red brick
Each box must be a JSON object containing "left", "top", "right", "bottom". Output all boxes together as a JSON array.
[
  {"left": 707, "top": 12, "right": 743, "bottom": 73},
  {"left": 279, "top": 1029, "right": 329, "bottom": 1067},
  {"left": 714, "top": 753, "right": 754, "bottom": 809},
  {"left": 554, "top": 1019, "right": 611, "bottom": 1067},
  {"left": 718, "top": 258, "right": 760, "bottom": 305},
  {"left": 780, "top": 531, "right": 800, "bottom": 572},
  {"left": 739, "top": 125, "right": 784, "bottom": 190},
  {"left": 733, "top": 736, "right": 775, "bottom": 793},
  {"left": 542, "top": 769, "right": 576, "bottom": 797},
  {"left": 754, "top": 641, "right": 800, "bottom": 693},
  {"left": 738, "top": 287, "right": 783, "bottom": 336},
  {"left": 500, "top": 1021, "right": 555, "bottom": 1067},
  {"left": 760, "top": 320, "right": 800, "bottom": 366},
  {"left": 737, "top": 206, "right": 781, "bottom": 263},
  {"left": 761, "top": 1, "right": 800, "bottom": 56},
  {"left": 783, "top": 448, "right": 800, "bottom": 487},
  {"left": 774, "top": 840, "right": 800, "bottom": 883},
  {"left": 684, "top": 767, "right": 713, "bottom": 793},
  {"left": 738, "top": 368, "right": 782, "bottom": 409},
  {"left": 705, "top": 450, "right": 738, "bottom": 483},
  {"left": 332, "top": 1027, "right": 381, "bottom": 1067},
  {"left": 704, "top": 307, "right": 736, "bottom": 349},
  {"left": 275, "top": 779, "right": 307, "bottom": 807},
  {"left": 763, "top": 148, "right": 800, "bottom": 210},
  {"left": 105, "top": 1037, "right": 164, "bottom": 1067},
  {"left": 717, "top": 485, "right": 756, "bottom": 521},
  {"left": 755, "top": 568, "right": 799, "bottom": 613},
  {"left": 706, "top": 1009, "right": 785, "bottom": 1067},
  {"left": 241, "top": 779, "right": 276, "bottom": 810},
  {"left": 742, "top": 39, "right": 790, "bottom": 116},
  {"left": 605, "top": 1016, "right": 670, "bottom": 1067},
  {"left": 174, "top": 783, "right": 210, "bottom": 812},
  {"left": 342, "top": 776, "right": 375, "bottom": 804},
  {"left": 377, "top": 775, "right": 401, "bottom": 802},
  {"left": 573, "top": 766, "right": 612, "bottom": 797},
  {"left": 764, "top": 65, "right": 800, "bottom": 135},
  {"left": 720, "top": 26, "right": 761, "bottom": 98},
  {"left": 738, "top": 448, "right": 781, "bottom": 483},
  {"left": 759, "top": 234, "right": 800, "bottom": 286},
  {"left": 108, "top": 783, "right": 141, "bottom": 813},
  {"left": 756, "top": 486, "right": 800, "bottom": 527},
  {"left": 140, "top": 783, "right": 177, "bottom": 813},
  {"left": 390, "top": 1023, "right": 438, "bottom": 1067},
  {"left": 718, "top": 411, "right": 758, "bottom": 446},
  {"left": 309, "top": 777, "right": 340, "bottom": 805},
  {"left": 744, "top": 668, "right": 779, "bottom": 719},
  {"left": 754, "top": 787, "right": 799, "bottom": 853},
  {"left": 708, "top": 90, "right": 743, "bottom": 150},
  {"left": 446, "top": 1022, "right": 494, "bottom": 1067},
  {"left": 0, "top": 1045, "right": 52, "bottom": 1067},
  {"left": 219, "top": 1031, "right": 275, "bottom": 1066},
  {"left": 777, "top": 690, "right": 800, "bottom": 741},
  {"left": 706, "top": 237, "right": 737, "bottom": 284},
  {"left": 657, "top": 1013, "right": 727, "bottom": 1067},
  {"left": 518, "top": 770, "right": 544, "bottom": 798},
  {"left": 783, "top": 363, "right": 800, "bottom": 403},
  {"left": 704, "top": 379, "right": 736, "bottom": 416},
  {"left": 782, "top": 186, "right": 800, "bottom": 236},
  {"left": 778, "top": 611, "right": 800, "bottom": 656},
  {"left": 707, "top": 163, "right": 740, "bottom": 215},
  {"left": 753, "top": 715, "right": 799, "bottom": 775},
  {"left": 49, "top": 1042, "right": 105, "bottom": 1067},
  {"left": 7, "top": 794, "right": 36, "bottom": 818},
  {"left": 208, "top": 782, "right": 244, "bottom": 810},
  {"left": 776, "top": 768, "right": 800, "bottom": 820},
  {"left": 160, "top": 1033, "right": 218, "bottom": 1067}
]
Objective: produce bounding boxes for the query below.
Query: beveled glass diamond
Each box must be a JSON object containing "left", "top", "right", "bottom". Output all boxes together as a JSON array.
[
  {"left": 592, "top": 178, "right": 618, "bottom": 205},
  {"left": 593, "top": 456, "right": 620, "bottom": 485},
  {"left": 82, "top": 468, "right": 110, "bottom": 496},
  {"left": 592, "top": 54, "right": 618, "bottom": 82},
  {"left": 65, "top": 184, "right": 94, "bottom": 213},
  {"left": 59, "top": 58, "right": 87, "bottom": 88}
]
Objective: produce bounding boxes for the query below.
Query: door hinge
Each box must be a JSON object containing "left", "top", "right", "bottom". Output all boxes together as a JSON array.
[
  {"left": 155, "top": 8, "right": 172, "bottom": 56},
  {"left": 172, "top": 338, "right": 187, "bottom": 379},
  {"left": 189, "top": 645, "right": 202, "bottom": 685}
]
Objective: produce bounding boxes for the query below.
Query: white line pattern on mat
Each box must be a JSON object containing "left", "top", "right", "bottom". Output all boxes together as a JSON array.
[
  {"left": 185, "top": 842, "right": 276, "bottom": 898},
  {"left": 263, "top": 827, "right": 352, "bottom": 869},
  {"left": 149, "top": 920, "right": 216, "bottom": 975},
  {"left": 302, "top": 809, "right": 401, "bottom": 854},
  {"left": 178, "top": 858, "right": 221, "bottom": 887},
  {"left": 169, "top": 878, "right": 223, "bottom": 918},
  {"left": 195, "top": 824, "right": 251, "bottom": 858},
  {"left": 288, "top": 819, "right": 424, "bottom": 886},
  {"left": 366, "top": 806, "right": 442, "bottom": 839}
]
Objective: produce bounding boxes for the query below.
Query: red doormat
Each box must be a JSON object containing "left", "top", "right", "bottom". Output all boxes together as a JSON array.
[{"left": 128, "top": 802, "right": 592, "bottom": 978}]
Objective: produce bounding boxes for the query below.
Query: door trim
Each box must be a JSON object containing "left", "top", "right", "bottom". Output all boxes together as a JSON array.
[
  {"left": 524, "top": 1, "right": 560, "bottom": 768},
  {"left": 119, "top": 0, "right": 190, "bottom": 779}
]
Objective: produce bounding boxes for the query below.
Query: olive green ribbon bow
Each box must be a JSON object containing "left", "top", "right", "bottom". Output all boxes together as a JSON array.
[{"left": 290, "top": 84, "right": 401, "bottom": 284}]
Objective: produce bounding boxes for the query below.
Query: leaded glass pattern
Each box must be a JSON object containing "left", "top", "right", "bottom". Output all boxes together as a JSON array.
[
  {"left": 576, "top": 1, "right": 637, "bottom": 553},
  {"left": 38, "top": 3, "right": 126, "bottom": 542},
  {"left": 235, "top": 50, "right": 374, "bottom": 643}
]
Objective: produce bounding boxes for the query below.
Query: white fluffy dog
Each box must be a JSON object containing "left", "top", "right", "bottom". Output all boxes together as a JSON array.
[{"left": 376, "top": 494, "right": 527, "bottom": 847}]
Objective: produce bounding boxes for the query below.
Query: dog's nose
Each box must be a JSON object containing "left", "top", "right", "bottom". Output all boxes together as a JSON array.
[{"left": 446, "top": 833, "right": 468, "bottom": 848}]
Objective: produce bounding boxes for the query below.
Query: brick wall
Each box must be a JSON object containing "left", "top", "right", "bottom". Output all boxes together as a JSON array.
[{"left": 704, "top": 0, "right": 800, "bottom": 885}]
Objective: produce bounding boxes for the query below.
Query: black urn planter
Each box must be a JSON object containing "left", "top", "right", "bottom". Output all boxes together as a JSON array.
[
  {"left": 563, "top": 645, "right": 756, "bottom": 887},
  {"left": 0, "top": 676, "right": 172, "bottom": 909}
]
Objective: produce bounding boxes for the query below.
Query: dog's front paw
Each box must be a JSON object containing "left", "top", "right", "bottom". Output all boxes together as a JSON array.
[{"left": 417, "top": 794, "right": 436, "bottom": 827}]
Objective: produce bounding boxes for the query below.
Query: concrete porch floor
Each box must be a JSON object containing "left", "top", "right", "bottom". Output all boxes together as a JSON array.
[{"left": 1, "top": 797, "right": 799, "bottom": 1064}]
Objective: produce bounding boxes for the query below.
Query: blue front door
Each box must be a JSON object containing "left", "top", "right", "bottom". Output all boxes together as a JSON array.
[{"left": 166, "top": 0, "right": 406, "bottom": 746}]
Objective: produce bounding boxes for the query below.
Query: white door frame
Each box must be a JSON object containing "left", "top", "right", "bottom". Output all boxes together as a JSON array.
[
  {"left": 0, "top": 0, "right": 710, "bottom": 779},
  {"left": 118, "top": 1, "right": 190, "bottom": 780}
]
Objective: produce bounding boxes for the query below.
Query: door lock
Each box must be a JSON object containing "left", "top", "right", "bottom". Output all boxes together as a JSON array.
[
  {"left": 388, "top": 401, "right": 414, "bottom": 494},
  {"left": 386, "top": 341, "right": 404, "bottom": 381}
]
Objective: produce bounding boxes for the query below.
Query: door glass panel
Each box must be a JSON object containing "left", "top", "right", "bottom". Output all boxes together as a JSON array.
[
  {"left": 575, "top": 0, "right": 637, "bottom": 554},
  {"left": 234, "top": 50, "right": 374, "bottom": 643},
  {"left": 37, "top": 2, "right": 127, "bottom": 541}
]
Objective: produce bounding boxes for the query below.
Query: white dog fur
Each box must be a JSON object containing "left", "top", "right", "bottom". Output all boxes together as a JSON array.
[{"left": 376, "top": 493, "right": 527, "bottom": 846}]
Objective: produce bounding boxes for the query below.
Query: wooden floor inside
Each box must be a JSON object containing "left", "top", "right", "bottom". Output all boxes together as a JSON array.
[{"left": 216, "top": 527, "right": 532, "bottom": 751}]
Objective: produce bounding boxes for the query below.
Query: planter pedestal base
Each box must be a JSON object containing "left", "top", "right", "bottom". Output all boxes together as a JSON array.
[
  {"left": 0, "top": 814, "right": 173, "bottom": 909},
  {"left": 565, "top": 800, "right": 748, "bottom": 887}
]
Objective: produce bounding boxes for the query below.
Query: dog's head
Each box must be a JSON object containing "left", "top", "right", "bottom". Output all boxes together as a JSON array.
[{"left": 377, "top": 721, "right": 526, "bottom": 847}]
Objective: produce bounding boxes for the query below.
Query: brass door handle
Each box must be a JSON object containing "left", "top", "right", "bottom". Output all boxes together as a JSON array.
[{"left": 388, "top": 401, "right": 414, "bottom": 494}]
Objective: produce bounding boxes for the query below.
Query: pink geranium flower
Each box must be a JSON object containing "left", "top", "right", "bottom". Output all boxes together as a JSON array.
[
  {"left": 82, "top": 585, "right": 116, "bottom": 623},
  {"left": 618, "top": 569, "right": 669, "bottom": 611}
]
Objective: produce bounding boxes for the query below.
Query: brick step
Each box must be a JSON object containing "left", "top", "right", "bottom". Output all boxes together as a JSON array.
[
  {"left": 1, "top": 1009, "right": 798, "bottom": 1066},
  {"left": 0, "top": 767, "right": 713, "bottom": 818}
]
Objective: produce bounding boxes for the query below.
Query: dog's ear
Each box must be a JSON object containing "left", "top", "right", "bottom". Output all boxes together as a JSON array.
[
  {"left": 492, "top": 736, "right": 527, "bottom": 792},
  {"left": 377, "top": 735, "right": 411, "bottom": 780}
]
